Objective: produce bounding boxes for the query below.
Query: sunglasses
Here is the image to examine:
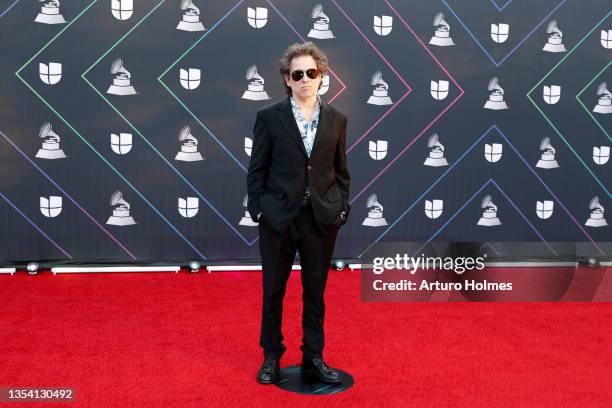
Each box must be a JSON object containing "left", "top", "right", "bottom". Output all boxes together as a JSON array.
[{"left": 290, "top": 68, "right": 320, "bottom": 82}]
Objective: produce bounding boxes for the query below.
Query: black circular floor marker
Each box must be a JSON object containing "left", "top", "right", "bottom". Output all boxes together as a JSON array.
[{"left": 274, "top": 365, "right": 354, "bottom": 395}]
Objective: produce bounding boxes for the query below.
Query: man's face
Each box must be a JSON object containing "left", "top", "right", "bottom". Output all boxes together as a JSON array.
[{"left": 284, "top": 55, "right": 321, "bottom": 100}]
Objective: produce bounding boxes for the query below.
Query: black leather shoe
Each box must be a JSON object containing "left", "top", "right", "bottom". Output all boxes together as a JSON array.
[
  {"left": 257, "top": 358, "right": 280, "bottom": 384},
  {"left": 301, "top": 357, "right": 341, "bottom": 384}
]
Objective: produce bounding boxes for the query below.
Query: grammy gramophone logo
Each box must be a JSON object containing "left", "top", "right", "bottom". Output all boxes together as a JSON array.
[
  {"left": 429, "top": 12, "right": 454, "bottom": 47},
  {"left": 484, "top": 77, "right": 508, "bottom": 110},
  {"left": 107, "top": 58, "right": 137, "bottom": 95},
  {"left": 585, "top": 196, "right": 608, "bottom": 228},
  {"left": 367, "top": 71, "right": 393, "bottom": 106},
  {"left": 543, "top": 20, "right": 566, "bottom": 53},
  {"left": 308, "top": 4, "right": 335, "bottom": 39},
  {"left": 477, "top": 194, "right": 502, "bottom": 227},
  {"left": 424, "top": 133, "right": 448, "bottom": 167},
  {"left": 175, "top": 126, "right": 204, "bottom": 162},
  {"left": 593, "top": 82, "right": 612, "bottom": 114},
  {"left": 239, "top": 195, "right": 258, "bottom": 226},
  {"left": 318, "top": 74, "right": 330, "bottom": 95},
  {"left": 536, "top": 137, "right": 560, "bottom": 169},
  {"left": 36, "top": 122, "right": 67, "bottom": 160},
  {"left": 362, "top": 194, "right": 388, "bottom": 227},
  {"left": 35, "top": 0, "right": 66, "bottom": 24},
  {"left": 242, "top": 65, "right": 270, "bottom": 101},
  {"left": 177, "top": 0, "right": 205, "bottom": 32},
  {"left": 107, "top": 190, "right": 136, "bottom": 226}
]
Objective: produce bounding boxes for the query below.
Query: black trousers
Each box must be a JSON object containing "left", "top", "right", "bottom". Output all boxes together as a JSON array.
[{"left": 258, "top": 202, "right": 339, "bottom": 360}]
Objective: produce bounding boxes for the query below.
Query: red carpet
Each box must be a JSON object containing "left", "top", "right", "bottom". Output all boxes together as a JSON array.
[{"left": 1, "top": 269, "right": 611, "bottom": 407}]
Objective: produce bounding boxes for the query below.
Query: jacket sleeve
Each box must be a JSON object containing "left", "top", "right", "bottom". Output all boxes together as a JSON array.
[
  {"left": 246, "top": 110, "right": 270, "bottom": 222},
  {"left": 334, "top": 115, "right": 350, "bottom": 224}
]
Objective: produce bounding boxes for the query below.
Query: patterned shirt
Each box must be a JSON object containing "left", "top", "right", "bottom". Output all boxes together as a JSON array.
[
  {"left": 290, "top": 94, "right": 321, "bottom": 196},
  {"left": 290, "top": 93, "right": 321, "bottom": 158}
]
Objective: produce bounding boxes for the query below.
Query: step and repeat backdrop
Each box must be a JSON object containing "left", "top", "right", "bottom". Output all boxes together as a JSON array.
[{"left": 0, "top": 0, "right": 610, "bottom": 264}]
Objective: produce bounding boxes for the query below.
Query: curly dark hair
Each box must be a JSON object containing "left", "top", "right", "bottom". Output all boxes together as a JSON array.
[{"left": 278, "top": 42, "right": 328, "bottom": 95}]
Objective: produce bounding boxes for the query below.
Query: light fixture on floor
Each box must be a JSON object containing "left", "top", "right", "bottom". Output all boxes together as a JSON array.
[
  {"left": 587, "top": 257, "right": 600, "bottom": 268},
  {"left": 27, "top": 262, "right": 40, "bottom": 275}
]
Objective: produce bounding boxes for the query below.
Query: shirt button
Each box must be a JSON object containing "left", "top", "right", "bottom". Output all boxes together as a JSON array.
[{"left": 308, "top": 165, "right": 312, "bottom": 170}]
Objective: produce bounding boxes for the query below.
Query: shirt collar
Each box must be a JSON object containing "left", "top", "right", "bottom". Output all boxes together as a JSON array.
[{"left": 290, "top": 93, "right": 321, "bottom": 122}]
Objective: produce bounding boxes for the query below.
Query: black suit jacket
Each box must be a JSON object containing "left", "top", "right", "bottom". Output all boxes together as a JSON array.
[{"left": 247, "top": 96, "right": 350, "bottom": 236}]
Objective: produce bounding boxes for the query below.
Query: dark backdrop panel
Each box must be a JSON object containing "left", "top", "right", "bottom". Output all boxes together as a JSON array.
[{"left": 1, "top": 0, "right": 610, "bottom": 264}]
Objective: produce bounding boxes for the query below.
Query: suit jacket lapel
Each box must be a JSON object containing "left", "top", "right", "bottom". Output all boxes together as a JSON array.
[
  {"left": 310, "top": 100, "right": 331, "bottom": 157},
  {"left": 275, "top": 96, "right": 308, "bottom": 158}
]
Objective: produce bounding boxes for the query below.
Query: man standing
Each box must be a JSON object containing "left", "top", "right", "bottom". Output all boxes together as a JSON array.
[{"left": 247, "top": 42, "right": 350, "bottom": 385}]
